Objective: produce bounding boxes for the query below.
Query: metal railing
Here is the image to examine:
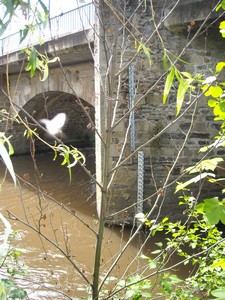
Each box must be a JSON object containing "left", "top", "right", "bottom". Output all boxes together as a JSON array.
[{"left": 0, "top": 3, "right": 95, "bottom": 56}]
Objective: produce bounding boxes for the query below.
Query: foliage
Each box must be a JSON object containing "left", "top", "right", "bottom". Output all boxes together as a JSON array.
[
  {"left": 120, "top": 275, "right": 152, "bottom": 299},
  {"left": 53, "top": 144, "right": 86, "bottom": 182},
  {"left": 0, "top": 0, "right": 48, "bottom": 37},
  {"left": 0, "top": 214, "right": 27, "bottom": 299},
  {"left": 217, "top": 0, "right": 225, "bottom": 12},
  {"left": 0, "top": 279, "right": 27, "bottom": 300},
  {"left": 196, "top": 197, "right": 225, "bottom": 225},
  {"left": 135, "top": 40, "right": 152, "bottom": 67},
  {"left": 163, "top": 64, "right": 194, "bottom": 116},
  {"left": 126, "top": 194, "right": 225, "bottom": 300},
  {"left": 175, "top": 158, "right": 223, "bottom": 193},
  {"left": 22, "top": 47, "right": 59, "bottom": 81}
]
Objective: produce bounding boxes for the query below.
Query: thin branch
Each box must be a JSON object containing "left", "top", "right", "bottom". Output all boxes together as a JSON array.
[
  {"left": 15, "top": 173, "right": 97, "bottom": 236},
  {"left": 109, "top": 235, "right": 225, "bottom": 299},
  {"left": 109, "top": 88, "right": 205, "bottom": 174},
  {"left": 7, "top": 210, "right": 92, "bottom": 287}
]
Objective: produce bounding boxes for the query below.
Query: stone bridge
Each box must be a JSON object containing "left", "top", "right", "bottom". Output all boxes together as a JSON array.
[
  {"left": 0, "top": 3, "right": 95, "bottom": 152},
  {"left": 0, "top": 0, "right": 223, "bottom": 222},
  {"left": 7, "top": 56, "right": 95, "bottom": 151}
]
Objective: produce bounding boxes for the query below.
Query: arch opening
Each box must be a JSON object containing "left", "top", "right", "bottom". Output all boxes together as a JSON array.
[{"left": 12, "top": 91, "right": 95, "bottom": 154}]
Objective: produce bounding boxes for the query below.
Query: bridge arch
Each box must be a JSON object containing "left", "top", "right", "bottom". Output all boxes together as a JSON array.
[
  {"left": 9, "top": 62, "right": 94, "bottom": 109},
  {"left": 12, "top": 91, "right": 95, "bottom": 153}
]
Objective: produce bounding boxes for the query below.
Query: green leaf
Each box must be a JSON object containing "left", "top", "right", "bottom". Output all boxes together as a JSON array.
[
  {"left": 48, "top": 57, "right": 59, "bottom": 64},
  {"left": 220, "top": 21, "right": 225, "bottom": 38},
  {"left": 163, "top": 66, "right": 175, "bottom": 104},
  {"left": 0, "top": 287, "right": 7, "bottom": 300},
  {"left": 199, "top": 145, "right": 210, "bottom": 152},
  {"left": 38, "top": 0, "right": 49, "bottom": 14},
  {"left": 202, "top": 197, "right": 219, "bottom": 209},
  {"left": 137, "top": 43, "right": 142, "bottom": 53},
  {"left": 222, "top": 0, "right": 225, "bottom": 10},
  {"left": 205, "top": 208, "right": 220, "bottom": 225},
  {"left": 175, "top": 173, "right": 215, "bottom": 193},
  {"left": 19, "top": 27, "right": 29, "bottom": 44},
  {"left": 220, "top": 101, "right": 225, "bottom": 112},
  {"left": 40, "top": 64, "right": 49, "bottom": 81},
  {"left": 170, "top": 274, "right": 182, "bottom": 283},
  {"left": 176, "top": 78, "right": 191, "bottom": 115},
  {"left": 180, "top": 71, "right": 193, "bottom": 79},
  {"left": 211, "top": 289, "right": 225, "bottom": 298},
  {"left": 175, "top": 69, "right": 180, "bottom": 81},
  {"left": 185, "top": 158, "right": 223, "bottom": 173},
  {"left": 208, "top": 99, "right": 217, "bottom": 107},
  {"left": 205, "top": 86, "right": 223, "bottom": 98},
  {"left": 216, "top": 62, "right": 225, "bottom": 72},
  {"left": 25, "top": 47, "right": 38, "bottom": 78},
  {"left": 196, "top": 197, "right": 225, "bottom": 225},
  {"left": 219, "top": 208, "right": 225, "bottom": 225},
  {"left": 142, "top": 45, "right": 152, "bottom": 67},
  {"left": 141, "top": 292, "right": 152, "bottom": 297},
  {"left": 216, "top": 1, "right": 225, "bottom": 11},
  {"left": 162, "top": 217, "right": 168, "bottom": 223},
  {"left": 214, "top": 104, "right": 225, "bottom": 119},
  {"left": 155, "top": 242, "right": 163, "bottom": 247},
  {"left": 212, "top": 259, "right": 225, "bottom": 269},
  {"left": 151, "top": 249, "right": 162, "bottom": 254},
  {"left": 212, "top": 86, "right": 223, "bottom": 98},
  {"left": 160, "top": 276, "right": 173, "bottom": 294},
  {"left": 216, "top": 4, "right": 222, "bottom": 11}
]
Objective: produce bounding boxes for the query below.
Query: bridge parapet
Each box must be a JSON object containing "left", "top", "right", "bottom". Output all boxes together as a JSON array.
[{"left": 0, "top": 3, "right": 95, "bottom": 56}]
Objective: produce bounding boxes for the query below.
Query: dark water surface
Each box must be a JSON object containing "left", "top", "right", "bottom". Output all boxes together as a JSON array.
[{"left": 0, "top": 149, "right": 153, "bottom": 299}]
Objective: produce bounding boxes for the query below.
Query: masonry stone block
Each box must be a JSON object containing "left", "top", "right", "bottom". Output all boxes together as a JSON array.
[
  {"left": 95, "top": 0, "right": 225, "bottom": 224},
  {"left": 164, "top": 0, "right": 219, "bottom": 32}
]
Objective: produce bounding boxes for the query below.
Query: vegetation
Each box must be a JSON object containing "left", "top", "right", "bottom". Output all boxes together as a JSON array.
[{"left": 1, "top": 0, "right": 225, "bottom": 299}]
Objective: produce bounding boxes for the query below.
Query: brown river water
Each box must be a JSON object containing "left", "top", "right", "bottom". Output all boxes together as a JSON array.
[{"left": 0, "top": 148, "right": 164, "bottom": 299}]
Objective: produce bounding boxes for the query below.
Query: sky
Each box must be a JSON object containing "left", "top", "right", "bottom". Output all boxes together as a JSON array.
[
  {"left": 48, "top": 0, "right": 92, "bottom": 16},
  {"left": 1, "top": 0, "right": 92, "bottom": 37}
]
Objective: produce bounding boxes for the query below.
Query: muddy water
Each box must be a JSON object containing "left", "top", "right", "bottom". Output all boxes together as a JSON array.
[{"left": 0, "top": 149, "right": 152, "bottom": 299}]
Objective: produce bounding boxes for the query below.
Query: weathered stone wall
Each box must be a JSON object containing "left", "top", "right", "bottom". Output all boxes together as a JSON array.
[
  {"left": 8, "top": 62, "right": 94, "bottom": 108},
  {"left": 97, "top": 0, "right": 225, "bottom": 223}
]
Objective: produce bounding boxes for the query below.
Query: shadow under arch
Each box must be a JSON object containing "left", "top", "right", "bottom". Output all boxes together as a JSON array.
[{"left": 13, "top": 91, "right": 95, "bottom": 154}]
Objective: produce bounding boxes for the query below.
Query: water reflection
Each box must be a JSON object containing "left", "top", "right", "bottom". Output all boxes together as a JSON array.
[{"left": 0, "top": 149, "right": 145, "bottom": 299}]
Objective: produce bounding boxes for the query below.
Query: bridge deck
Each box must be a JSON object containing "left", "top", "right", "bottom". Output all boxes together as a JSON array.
[{"left": 0, "top": 3, "right": 94, "bottom": 71}]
